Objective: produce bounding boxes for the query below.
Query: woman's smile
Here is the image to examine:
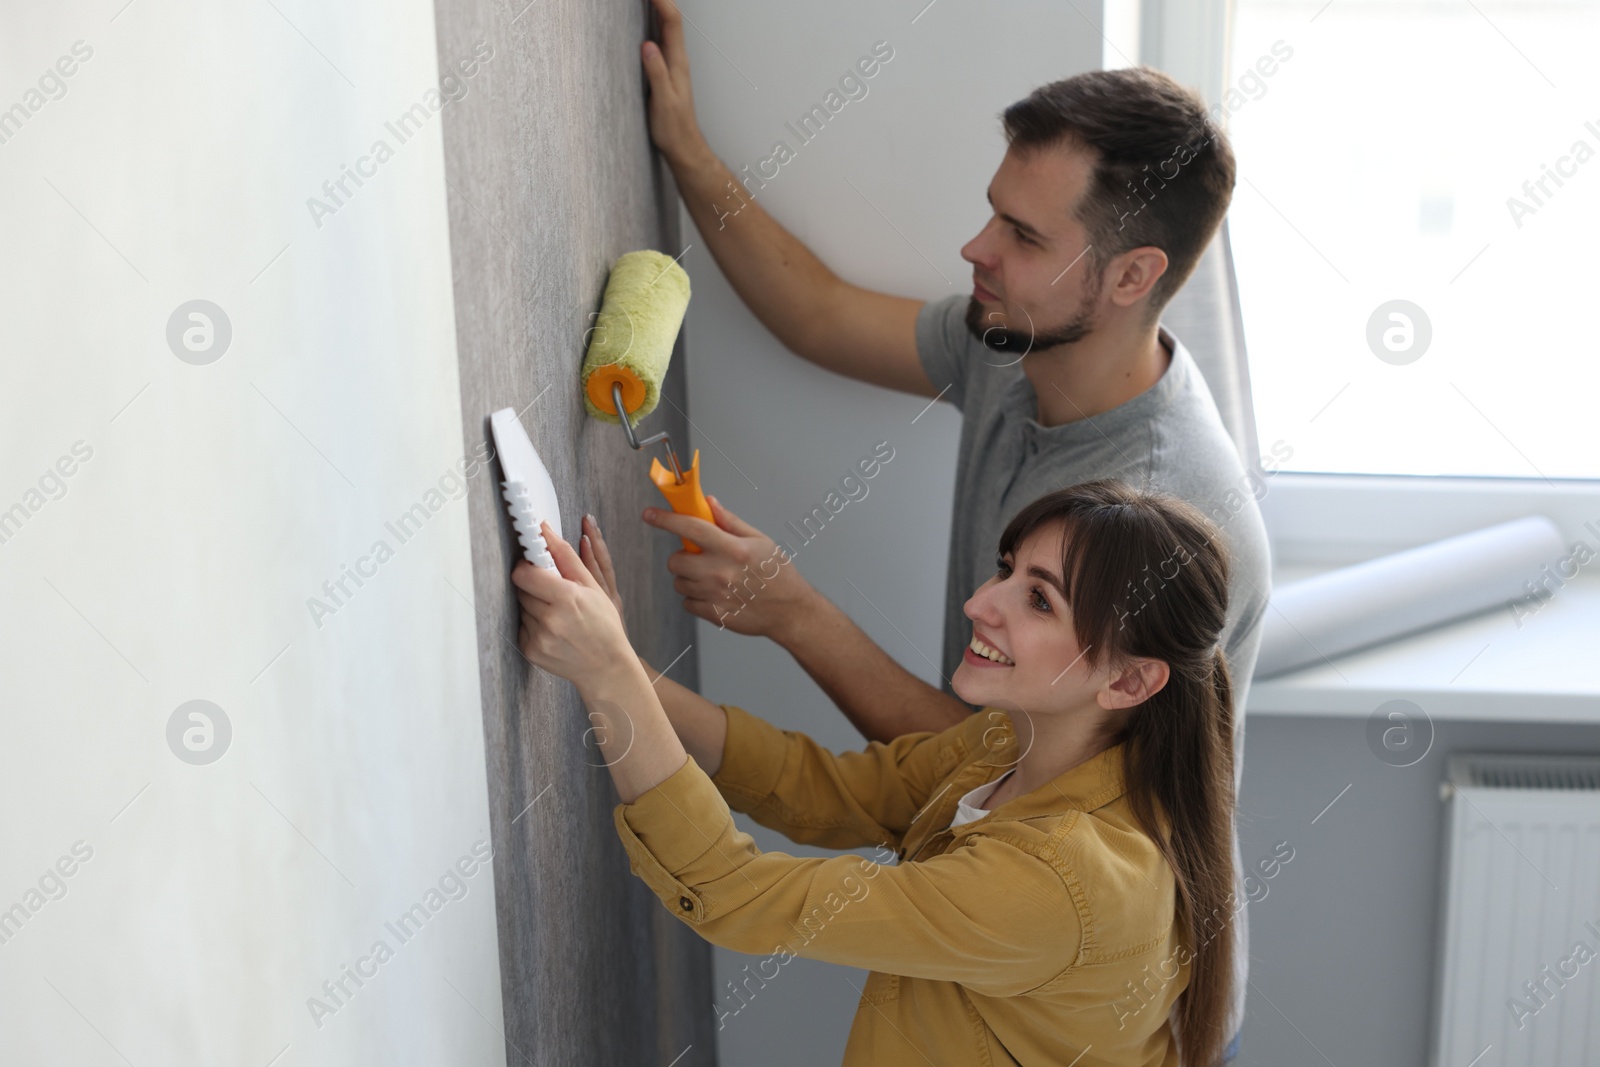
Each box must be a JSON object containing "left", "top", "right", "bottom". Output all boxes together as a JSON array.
[{"left": 965, "top": 630, "right": 1014, "bottom": 667}]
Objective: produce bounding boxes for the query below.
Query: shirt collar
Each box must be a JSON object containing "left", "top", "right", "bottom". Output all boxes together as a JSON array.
[{"left": 962, "top": 710, "right": 1130, "bottom": 820}]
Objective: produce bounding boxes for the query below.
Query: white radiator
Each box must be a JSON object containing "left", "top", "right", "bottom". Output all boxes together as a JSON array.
[{"left": 1432, "top": 754, "right": 1600, "bottom": 1067}]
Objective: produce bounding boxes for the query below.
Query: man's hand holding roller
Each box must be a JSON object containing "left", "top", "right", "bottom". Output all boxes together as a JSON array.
[
  {"left": 645, "top": 499, "right": 971, "bottom": 744},
  {"left": 646, "top": 496, "right": 813, "bottom": 639}
]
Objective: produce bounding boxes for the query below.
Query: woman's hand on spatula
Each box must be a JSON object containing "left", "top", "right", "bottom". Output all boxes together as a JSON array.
[
  {"left": 512, "top": 522, "right": 636, "bottom": 685},
  {"left": 645, "top": 495, "right": 818, "bottom": 641},
  {"left": 577, "top": 514, "right": 627, "bottom": 636}
]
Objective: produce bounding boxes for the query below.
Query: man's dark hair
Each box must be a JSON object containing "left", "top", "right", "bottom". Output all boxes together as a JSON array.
[{"left": 1002, "top": 67, "right": 1235, "bottom": 312}]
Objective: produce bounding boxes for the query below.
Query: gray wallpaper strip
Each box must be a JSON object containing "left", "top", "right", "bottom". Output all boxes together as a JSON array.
[{"left": 432, "top": 0, "right": 715, "bottom": 1062}]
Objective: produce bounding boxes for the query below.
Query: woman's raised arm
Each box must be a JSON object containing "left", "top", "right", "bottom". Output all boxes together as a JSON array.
[
  {"left": 643, "top": 661, "right": 728, "bottom": 776},
  {"left": 576, "top": 512, "right": 729, "bottom": 775}
]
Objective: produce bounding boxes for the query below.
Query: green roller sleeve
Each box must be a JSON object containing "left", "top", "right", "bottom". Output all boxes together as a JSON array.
[{"left": 581, "top": 249, "right": 691, "bottom": 424}]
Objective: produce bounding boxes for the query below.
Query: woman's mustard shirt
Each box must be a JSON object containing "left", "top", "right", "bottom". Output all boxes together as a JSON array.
[{"left": 613, "top": 705, "right": 1189, "bottom": 1066}]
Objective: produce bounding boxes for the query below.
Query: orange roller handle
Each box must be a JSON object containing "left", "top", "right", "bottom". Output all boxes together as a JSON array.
[{"left": 649, "top": 449, "right": 714, "bottom": 553}]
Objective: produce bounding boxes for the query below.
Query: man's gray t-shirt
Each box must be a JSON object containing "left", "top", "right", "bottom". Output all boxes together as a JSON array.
[{"left": 914, "top": 292, "right": 1271, "bottom": 776}]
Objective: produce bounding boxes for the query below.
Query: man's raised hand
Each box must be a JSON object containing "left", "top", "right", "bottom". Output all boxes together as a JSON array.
[
  {"left": 640, "top": 0, "right": 710, "bottom": 169},
  {"left": 644, "top": 495, "right": 816, "bottom": 639}
]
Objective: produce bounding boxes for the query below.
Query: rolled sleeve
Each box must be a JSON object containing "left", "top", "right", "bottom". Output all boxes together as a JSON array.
[{"left": 614, "top": 754, "right": 740, "bottom": 923}]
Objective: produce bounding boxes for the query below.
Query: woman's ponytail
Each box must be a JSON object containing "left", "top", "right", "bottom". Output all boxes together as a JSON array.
[{"left": 1119, "top": 645, "right": 1236, "bottom": 1067}]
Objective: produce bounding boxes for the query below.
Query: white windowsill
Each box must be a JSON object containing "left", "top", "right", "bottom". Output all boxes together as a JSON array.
[{"left": 1245, "top": 565, "right": 1600, "bottom": 724}]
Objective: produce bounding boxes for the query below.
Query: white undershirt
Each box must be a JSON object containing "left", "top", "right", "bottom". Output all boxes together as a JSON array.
[{"left": 948, "top": 769, "right": 1016, "bottom": 829}]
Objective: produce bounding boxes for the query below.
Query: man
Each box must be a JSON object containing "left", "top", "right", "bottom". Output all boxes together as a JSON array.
[{"left": 638, "top": 2, "right": 1268, "bottom": 1057}]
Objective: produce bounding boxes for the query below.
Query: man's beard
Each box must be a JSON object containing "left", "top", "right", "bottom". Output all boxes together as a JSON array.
[{"left": 964, "top": 295, "right": 1096, "bottom": 362}]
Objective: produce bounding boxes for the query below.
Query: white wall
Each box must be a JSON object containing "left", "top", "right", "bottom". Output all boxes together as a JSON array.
[
  {"left": 0, "top": 2, "right": 504, "bottom": 1064},
  {"left": 673, "top": 2, "right": 1100, "bottom": 1061}
]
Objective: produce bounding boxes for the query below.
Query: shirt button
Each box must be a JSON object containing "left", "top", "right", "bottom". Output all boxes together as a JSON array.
[{"left": 679, "top": 896, "right": 694, "bottom": 911}]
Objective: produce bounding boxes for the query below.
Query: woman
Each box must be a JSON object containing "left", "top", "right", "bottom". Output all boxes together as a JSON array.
[{"left": 511, "top": 479, "right": 1237, "bottom": 1066}]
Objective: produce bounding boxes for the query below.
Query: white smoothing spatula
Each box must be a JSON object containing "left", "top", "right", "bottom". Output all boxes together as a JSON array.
[{"left": 490, "top": 407, "right": 562, "bottom": 569}]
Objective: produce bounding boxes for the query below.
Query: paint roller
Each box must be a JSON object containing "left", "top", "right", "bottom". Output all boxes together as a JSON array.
[{"left": 581, "top": 249, "right": 714, "bottom": 552}]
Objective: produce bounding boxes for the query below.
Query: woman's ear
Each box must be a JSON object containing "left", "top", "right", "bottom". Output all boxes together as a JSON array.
[{"left": 1097, "top": 657, "right": 1170, "bottom": 711}]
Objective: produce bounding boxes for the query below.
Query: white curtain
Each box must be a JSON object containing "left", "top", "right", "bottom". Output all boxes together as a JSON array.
[{"left": 1164, "top": 220, "right": 1262, "bottom": 471}]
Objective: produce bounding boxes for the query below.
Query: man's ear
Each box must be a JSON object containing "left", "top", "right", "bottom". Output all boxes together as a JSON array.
[
  {"left": 1106, "top": 247, "right": 1169, "bottom": 309},
  {"left": 1097, "top": 657, "right": 1170, "bottom": 711}
]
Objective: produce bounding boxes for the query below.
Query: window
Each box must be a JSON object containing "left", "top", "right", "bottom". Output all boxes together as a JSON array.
[{"left": 1227, "top": 0, "right": 1600, "bottom": 482}]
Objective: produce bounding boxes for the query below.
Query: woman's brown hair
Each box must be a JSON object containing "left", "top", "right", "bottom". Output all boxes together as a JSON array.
[{"left": 999, "top": 479, "right": 1236, "bottom": 1067}]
